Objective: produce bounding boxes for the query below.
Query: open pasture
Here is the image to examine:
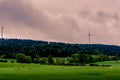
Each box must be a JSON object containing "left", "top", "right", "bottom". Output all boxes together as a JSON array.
[{"left": 0, "top": 61, "right": 120, "bottom": 80}]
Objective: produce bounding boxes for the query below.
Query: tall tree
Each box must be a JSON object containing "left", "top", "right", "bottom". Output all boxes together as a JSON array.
[{"left": 48, "top": 55, "right": 54, "bottom": 64}]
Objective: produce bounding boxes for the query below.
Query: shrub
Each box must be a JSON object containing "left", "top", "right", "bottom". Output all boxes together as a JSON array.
[
  {"left": 61, "top": 58, "right": 66, "bottom": 65},
  {"left": 34, "top": 55, "right": 40, "bottom": 63},
  {"left": 56, "top": 57, "right": 65, "bottom": 65},
  {"left": 25, "top": 56, "right": 32, "bottom": 63},
  {"left": 102, "top": 65, "right": 112, "bottom": 67},
  {"left": 67, "top": 57, "right": 74, "bottom": 64},
  {"left": 0, "top": 59, "right": 8, "bottom": 62},
  {"left": 4, "top": 59, "right": 8, "bottom": 62},
  {"left": 40, "top": 57, "right": 48, "bottom": 64},
  {"left": 90, "top": 63, "right": 99, "bottom": 66},
  {"left": 34, "top": 58, "right": 40, "bottom": 63},
  {"left": 11, "top": 60, "right": 15, "bottom": 63},
  {"left": 56, "top": 57, "right": 61, "bottom": 65},
  {"left": 16, "top": 53, "right": 32, "bottom": 63}
]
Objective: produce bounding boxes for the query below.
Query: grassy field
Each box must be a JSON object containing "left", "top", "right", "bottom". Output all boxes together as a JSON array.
[{"left": 0, "top": 61, "right": 120, "bottom": 80}]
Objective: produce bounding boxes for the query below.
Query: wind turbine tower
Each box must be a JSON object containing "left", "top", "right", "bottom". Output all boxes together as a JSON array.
[
  {"left": 1, "top": 26, "right": 4, "bottom": 38},
  {"left": 88, "top": 31, "right": 92, "bottom": 44}
]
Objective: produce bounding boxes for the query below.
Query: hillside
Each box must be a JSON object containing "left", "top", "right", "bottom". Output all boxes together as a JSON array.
[{"left": 0, "top": 38, "right": 120, "bottom": 58}]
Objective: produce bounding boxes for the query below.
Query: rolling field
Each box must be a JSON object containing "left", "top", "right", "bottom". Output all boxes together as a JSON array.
[{"left": 0, "top": 61, "right": 120, "bottom": 80}]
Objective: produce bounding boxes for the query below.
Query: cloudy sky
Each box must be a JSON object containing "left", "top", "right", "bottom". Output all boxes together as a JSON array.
[{"left": 0, "top": 0, "right": 120, "bottom": 45}]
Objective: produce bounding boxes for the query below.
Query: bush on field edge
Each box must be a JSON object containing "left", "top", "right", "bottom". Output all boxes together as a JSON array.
[{"left": 89, "top": 63, "right": 112, "bottom": 67}]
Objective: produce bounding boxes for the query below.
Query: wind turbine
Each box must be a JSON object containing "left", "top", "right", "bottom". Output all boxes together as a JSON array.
[
  {"left": 88, "top": 31, "right": 92, "bottom": 44},
  {"left": 1, "top": 26, "right": 4, "bottom": 38}
]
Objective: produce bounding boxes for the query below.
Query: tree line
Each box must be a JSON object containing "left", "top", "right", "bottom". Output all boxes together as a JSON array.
[{"left": 16, "top": 53, "right": 118, "bottom": 66}]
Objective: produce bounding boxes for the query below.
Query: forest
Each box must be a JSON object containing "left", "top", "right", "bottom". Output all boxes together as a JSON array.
[{"left": 0, "top": 38, "right": 120, "bottom": 59}]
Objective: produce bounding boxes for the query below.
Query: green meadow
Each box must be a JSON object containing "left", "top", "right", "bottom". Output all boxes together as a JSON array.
[{"left": 0, "top": 61, "right": 120, "bottom": 80}]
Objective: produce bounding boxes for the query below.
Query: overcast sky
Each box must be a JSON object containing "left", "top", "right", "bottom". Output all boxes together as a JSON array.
[{"left": 0, "top": 0, "right": 120, "bottom": 45}]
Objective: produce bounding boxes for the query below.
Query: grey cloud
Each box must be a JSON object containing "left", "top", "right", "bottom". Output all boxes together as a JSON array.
[
  {"left": 79, "top": 10, "right": 120, "bottom": 23},
  {"left": 93, "top": 11, "right": 120, "bottom": 23},
  {"left": 0, "top": 0, "right": 81, "bottom": 42},
  {"left": 79, "top": 10, "right": 92, "bottom": 19},
  {"left": 0, "top": 0, "right": 48, "bottom": 28},
  {"left": 0, "top": 0, "right": 120, "bottom": 45}
]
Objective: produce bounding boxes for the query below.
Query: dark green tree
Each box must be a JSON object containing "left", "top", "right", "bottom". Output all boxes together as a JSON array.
[
  {"left": 34, "top": 55, "right": 40, "bottom": 63},
  {"left": 16, "top": 53, "right": 32, "bottom": 63},
  {"left": 79, "top": 54, "right": 87, "bottom": 66},
  {"left": 56, "top": 57, "right": 61, "bottom": 65},
  {"left": 16, "top": 53, "right": 26, "bottom": 63},
  {"left": 48, "top": 55, "right": 54, "bottom": 64},
  {"left": 71, "top": 54, "right": 80, "bottom": 64},
  {"left": 56, "top": 57, "right": 66, "bottom": 65}
]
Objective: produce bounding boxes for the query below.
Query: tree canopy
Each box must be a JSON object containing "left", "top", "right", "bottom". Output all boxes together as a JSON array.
[{"left": 0, "top": 38, "right": 120, "bottom": 59}]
